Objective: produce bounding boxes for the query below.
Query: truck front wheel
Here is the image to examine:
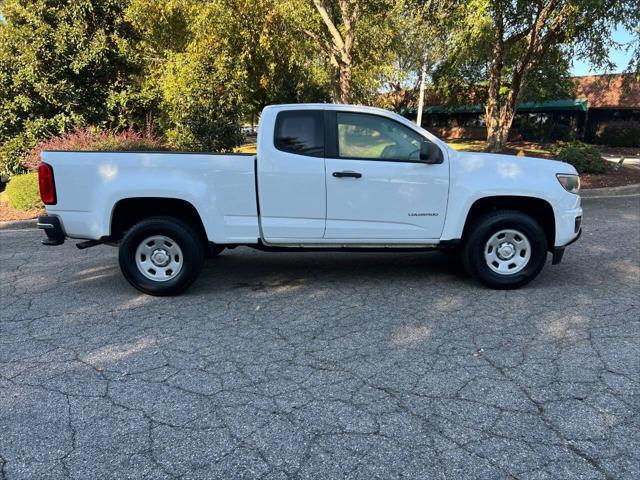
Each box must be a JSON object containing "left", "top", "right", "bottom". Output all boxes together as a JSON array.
[
  {"left": 462, "top": 210, "right": 548, "bottom": 289},
  {"left": 119, "top": 216, "right": 204, "bottom": 296}
]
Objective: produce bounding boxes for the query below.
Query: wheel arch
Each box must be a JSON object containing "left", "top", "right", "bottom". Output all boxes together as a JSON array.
[
  {"left": 461, "top": 196, "right": 556, "bottom": 250},
  {"left": 110, "top": 197, "right": 208, "bottom": 244}
]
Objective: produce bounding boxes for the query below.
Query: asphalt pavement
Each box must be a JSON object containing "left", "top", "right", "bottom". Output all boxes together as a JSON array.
[{"left": 0, "top": 195, "right": 638, "bottom": 479}]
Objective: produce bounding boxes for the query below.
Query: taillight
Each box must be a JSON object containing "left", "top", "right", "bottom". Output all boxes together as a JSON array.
[{"left": 38, "top": 162, "right": 57, "bottom": 205}]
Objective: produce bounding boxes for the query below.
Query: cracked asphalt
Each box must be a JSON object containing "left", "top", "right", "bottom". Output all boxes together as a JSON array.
[{"left": 1, "top": 196, "right": 639, "bottom": 480}]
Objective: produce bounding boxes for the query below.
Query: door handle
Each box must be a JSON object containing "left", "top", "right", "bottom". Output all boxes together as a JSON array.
[{"left": 332, "top": 171, "right": 362, "bottom": 178}]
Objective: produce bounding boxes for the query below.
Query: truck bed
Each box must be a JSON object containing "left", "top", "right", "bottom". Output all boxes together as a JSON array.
[{"left": 41, "top": 151, "right": 260, "bottom": 243}]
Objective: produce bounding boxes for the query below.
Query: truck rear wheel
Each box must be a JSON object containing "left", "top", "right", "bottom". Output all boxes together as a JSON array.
[
  {"left": 462, "top": 210, "right": 547, "bottom": 289},
  {"left": 119, "top": 216, "right": 204, "bottom": 296}
]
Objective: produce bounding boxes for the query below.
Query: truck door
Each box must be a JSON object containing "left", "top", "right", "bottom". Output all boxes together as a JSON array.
[
  {"left": 324, "top": 111, "right": 449, "bottom": 240},
  {"left": 256, "top": 108, "right": 326, "bottom": 240}
]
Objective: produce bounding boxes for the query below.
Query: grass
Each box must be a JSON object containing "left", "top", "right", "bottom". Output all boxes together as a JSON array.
[
  {"left": 234, "top": 135, "right": 257, "bottom": 154},
  {"left": 234, "top": 142, "right": 257, "bottom": 154},
  {"left": 446, "top": 139, "right": 555, "bottom": 158},
  {"left": 446, "top": 140, "right": 486, "bottom": 152}
]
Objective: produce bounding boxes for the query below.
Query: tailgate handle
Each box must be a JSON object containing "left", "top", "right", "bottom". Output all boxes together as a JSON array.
[{"left": 332, "top": 171, "right": 362, "bottom": 179}]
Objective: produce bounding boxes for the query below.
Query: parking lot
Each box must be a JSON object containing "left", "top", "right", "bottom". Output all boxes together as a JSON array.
[{"left": 0, "top": 195, "right": 638, "bottom": 479}]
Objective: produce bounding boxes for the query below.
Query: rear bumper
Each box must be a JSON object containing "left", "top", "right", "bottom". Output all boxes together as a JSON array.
[{"left": 37, "top": 215, "right": 65, "bottom": 245}]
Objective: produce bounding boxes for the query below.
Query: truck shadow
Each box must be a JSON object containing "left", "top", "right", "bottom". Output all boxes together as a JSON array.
[
  {"left": 194, "top": 248, "right": 470, "bottom": 294},
  {"left": 64, "top": 248, "right": 472, "bottom": 296}
]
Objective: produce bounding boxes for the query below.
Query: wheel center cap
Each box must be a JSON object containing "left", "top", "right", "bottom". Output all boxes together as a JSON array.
[
  {"left": 151, "top": 249, "right": 170, "bottom": 267},
  {"left": 497, "top": 242, "right": 515, "bottom": 260}
]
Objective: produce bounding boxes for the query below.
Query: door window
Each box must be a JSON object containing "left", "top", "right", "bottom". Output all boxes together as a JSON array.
[
  {"left": 274, "top": 110, "right": 324, "bottom": 157},
  {"left": 337, "top": 112, "right": 425, "bottom": 161}
]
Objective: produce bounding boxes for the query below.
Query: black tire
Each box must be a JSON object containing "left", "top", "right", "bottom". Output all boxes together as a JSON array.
[
  {"left": 118, "top": 216, "right": 204, "bottom": 296},
  {"left": 462, "top": 210, "right": 547, "bottom": 289}
]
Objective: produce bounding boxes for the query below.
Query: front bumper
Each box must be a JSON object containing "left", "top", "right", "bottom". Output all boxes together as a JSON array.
[
  {"left": 554, "top": 189, "right": 582, "bottom": 244},
  {"left": 551, "top": 228, "right": 581, "bottom": 265},
  {"left": 37, "top": 215, "right": 65, "bottom": 246}
]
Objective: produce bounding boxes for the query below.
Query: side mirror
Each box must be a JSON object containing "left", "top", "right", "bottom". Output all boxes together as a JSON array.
[{"left": 419, "top": 141, "right": 443, "bottom": 164}]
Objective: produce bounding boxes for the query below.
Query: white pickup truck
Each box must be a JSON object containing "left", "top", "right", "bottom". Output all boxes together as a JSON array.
[{"left": 37, "top": 104, "right": 582, "bottom": 295}]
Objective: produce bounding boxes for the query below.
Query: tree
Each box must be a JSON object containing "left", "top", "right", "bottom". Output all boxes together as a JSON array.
[
  {"left": 209, "top": 0, "right": 330, "bottom": 119},
  {"left": 0, "top": 0, "right": 145, "bottom": 174},
  {"left": 161, "top": 50, "right": 245, "bottom": 151},
  {"left": 127, "top": 0, "right": 329, "bottom": 149},
  {"left": 308, "top": 0, "right": 359, "bottom": 103},
  {"left": 270, "top": 0, "right": 360, "bottom": 103},
  {"left": 441, "top": 0, "right": 640, "bottom": 152},
  {"left": 281, "top": 0, "right": 404, "bottom": 104},
  {"left": 125, "top": 0, "right": 243, "bottom": 150},
  {"left": 378, "top": 0, "right": 451, "bottom": 113},
  {"left": 624, "top": 26, "right": 640, "bottom": 79}
]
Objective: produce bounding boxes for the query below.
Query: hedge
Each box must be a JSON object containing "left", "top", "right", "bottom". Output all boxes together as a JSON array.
[
  {"left": 595, "top": 121, "right": 640, "bottom": 148},
  {"left": 5, "top": 173, "right": 43, "bottom": 211},
  {"left": 555, "top": 142, "right": 607, "bottom": 174}
]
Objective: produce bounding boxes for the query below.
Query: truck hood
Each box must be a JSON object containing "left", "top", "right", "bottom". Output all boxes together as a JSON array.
[{"left": 452, "top": 150, "right": 578, "bottom": 178}]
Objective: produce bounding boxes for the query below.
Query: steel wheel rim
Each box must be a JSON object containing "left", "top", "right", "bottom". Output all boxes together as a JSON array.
[
  {"left": 135, "top": 235, "right": 183, "bottom": 282},
  {"left": 484, "top": 229, "right": 531, "bottom": 275}
]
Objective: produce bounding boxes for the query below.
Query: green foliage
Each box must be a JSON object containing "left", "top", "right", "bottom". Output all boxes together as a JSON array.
[
  {"left": 0, "top": 137, "right": 31, "bottom": 177},
  {"left": 0, "top": 115, "right": 75, "bottom": 176},
  {"left": 556, "top": 142, "right": 607, "bottom": 174},
  {"left": 0, "top": 0, "right": 146, "bottom": 174},
  {"left": 431, "top": 0, "right": 640, "bottom": 151},
  {"left": 1, "top": 0, "right": 636, "bottom": 160},
  {"left": 595, "top": 121, "right": 640, "bottom": 147},
  {"left": 347, "top": 1, "right": 409, "bottom": 103},
  {"left": 220, "top": 0, "right": 330, "bottom": 113},
  {"left": 279, "top": 0, "right": 411, "bottom": 104},
  {"left": 127, "top": 0, "right": 329, "bottom": 149},
  {"left": 377, "top": 1, "right": 452, "bottom": 111},
  {"left": 161, "top": 51, "right": 245, "bottom": 151},
  {"left": 0, "top": 0, "right": 460, "bottom": 156},
  {"left": 432, "top": 2, "right": 583, "bottom": 107},
  {"left": 5, "top": 173, "right": 43, "bottom": 211}
]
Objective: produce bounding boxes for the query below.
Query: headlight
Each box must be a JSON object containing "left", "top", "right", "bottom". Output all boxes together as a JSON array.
[{"left": 557, "top": 174, "right": 580, "bottom": 194}]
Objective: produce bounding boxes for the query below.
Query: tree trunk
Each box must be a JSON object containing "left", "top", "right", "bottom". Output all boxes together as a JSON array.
[
  {"left": 485, "top": 3, "right": 504, "bottom": 152},
  {"left": 416, "top": 58, "right": 427, "bottom": 126},
  {"left": 310, "top": 0, "right": 357, "bottom": 104},
  {"left": 485, "top": 98, "right": 505, "bottom": 152},
  {"left": 336, "top": 58, "right": 352, "bottom": 103},
  {"left": 486, "top": 124, "right": 503, "bottom": 152},
  {"left": 485, "top": 0, "right": 566, "bottom": 152},
  {"left": 487, "top": 100, "right": 519, "bottom": 152}
]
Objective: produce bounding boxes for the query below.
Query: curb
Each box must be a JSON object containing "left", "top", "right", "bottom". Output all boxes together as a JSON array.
[
  {"left": 580, "top": 183, "right": 640, "bottom": 198},
  {"left": 0, "top": 218, "right": 37, "bottom": 230}
]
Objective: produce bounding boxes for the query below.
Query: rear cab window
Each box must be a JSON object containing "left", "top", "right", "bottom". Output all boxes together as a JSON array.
[{"left": 274, "top": 110, "right": 324, "bottom": 158}]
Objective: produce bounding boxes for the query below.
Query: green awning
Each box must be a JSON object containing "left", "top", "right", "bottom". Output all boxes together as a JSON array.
[
  {"left": 406, "top": 98, "right": 588, "bottom": 115},
  {"left": 517, "top": 99, "right": 588, "bottom": 112}
]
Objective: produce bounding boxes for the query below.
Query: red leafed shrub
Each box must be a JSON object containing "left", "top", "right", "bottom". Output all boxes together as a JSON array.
[{"left": 22, "top": 128, "right": 169, "bottom": 172}]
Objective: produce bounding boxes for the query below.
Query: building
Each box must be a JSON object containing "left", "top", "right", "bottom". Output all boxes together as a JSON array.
[
  {"left": 576, "top": 74, "right": 640, "bottom": 141},
  {"left": 404, "top": 74, "right": 640, "bottom": 143}
]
